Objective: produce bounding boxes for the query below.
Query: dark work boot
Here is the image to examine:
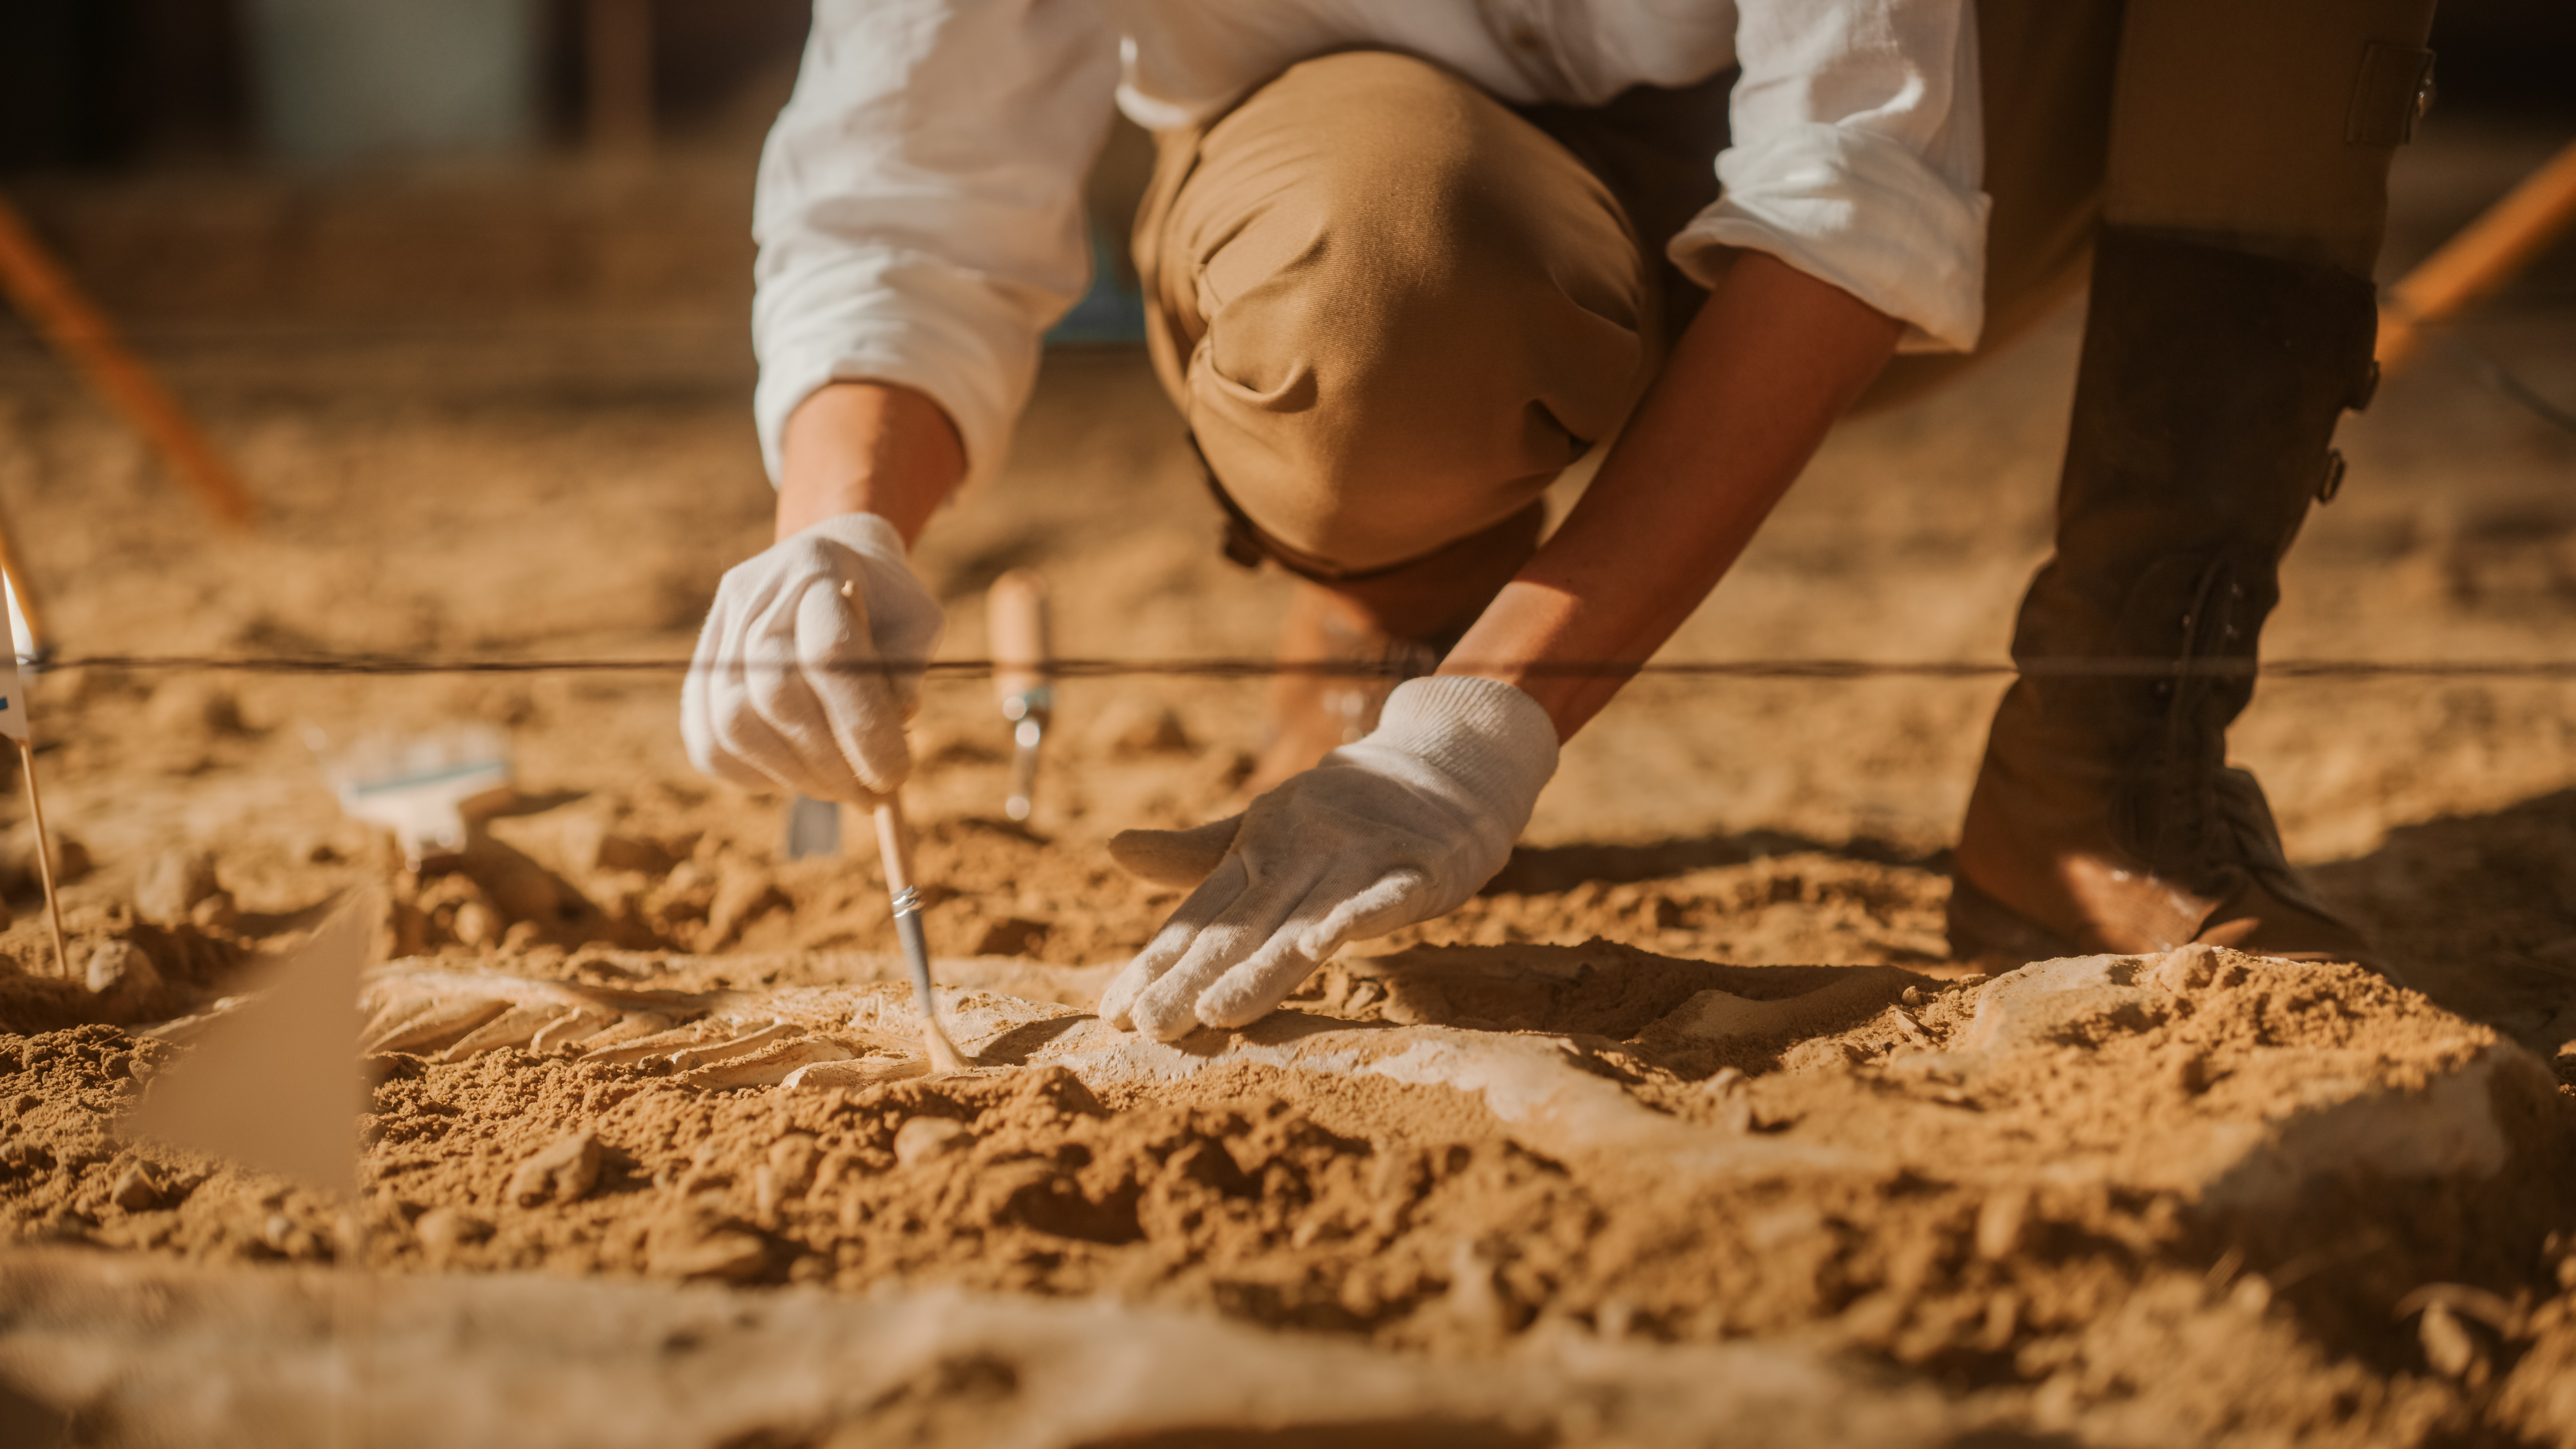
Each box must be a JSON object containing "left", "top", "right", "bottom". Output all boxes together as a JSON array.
[{"left": 1949, "top": 228, "right": 2387, "bottom": 972}]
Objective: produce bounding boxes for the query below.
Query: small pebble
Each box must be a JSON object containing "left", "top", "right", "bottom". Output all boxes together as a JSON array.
[
  {"left": 507, "top": 1131, "right": 604, "bottom": 1208},
  {"left": 110, "top": 1162, "right": 166, "bottom": 1213}
]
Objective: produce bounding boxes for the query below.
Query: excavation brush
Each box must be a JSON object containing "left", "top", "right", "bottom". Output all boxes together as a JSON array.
[{"left": 872, "top": 793, "right": 971, "bottom": 1073}]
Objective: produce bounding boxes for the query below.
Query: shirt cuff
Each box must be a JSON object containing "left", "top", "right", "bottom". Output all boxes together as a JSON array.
[
  {"left": 1668, "top": 121, "right": 1992, "bottom": 354},
  {"left": 752, "top": 249, "right": 1047, "bottom": 495}
]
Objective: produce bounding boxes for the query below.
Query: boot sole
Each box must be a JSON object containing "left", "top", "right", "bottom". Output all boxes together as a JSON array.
[
  {"left": 1943, "top": 875, "right": 2080, "bottom": 970},
  {"left": 1946, "top": 874, "right": 2408, "bottom": 987}
]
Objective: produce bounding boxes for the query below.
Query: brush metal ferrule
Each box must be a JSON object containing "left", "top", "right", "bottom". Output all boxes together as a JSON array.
[{"left": 890, "top": 886, "right": 923, "bottom": 919}]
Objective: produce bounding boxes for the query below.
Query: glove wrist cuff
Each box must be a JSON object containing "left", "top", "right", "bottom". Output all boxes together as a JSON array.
[
  {"left": 794, "top": 511, "right": 911, "bottom": 564},
  {"left": 1368, "top": 676, "right": 1559, "bottom": 816}
]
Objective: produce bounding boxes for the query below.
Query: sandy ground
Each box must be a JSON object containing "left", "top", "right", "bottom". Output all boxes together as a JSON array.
[{"left": 0, "top": 110, "right": 2572, "bottom": 1446}]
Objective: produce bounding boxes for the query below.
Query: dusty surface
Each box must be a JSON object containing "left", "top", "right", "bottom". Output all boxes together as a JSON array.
[{"left": 0, "top": 110, "right": 2571, "bottom": 1446}]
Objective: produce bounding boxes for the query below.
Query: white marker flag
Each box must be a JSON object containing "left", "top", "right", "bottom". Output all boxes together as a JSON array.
[{"left": 0, "top": 575, "right": 25, "bottom": 744}]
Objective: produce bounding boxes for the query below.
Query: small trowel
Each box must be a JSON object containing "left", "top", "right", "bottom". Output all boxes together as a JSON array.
[
  {"left": 987, "top": 570, "right": 1053, "bottom": 823},
  {"left": 785, "top": 794, "right": 840, "bottom": 859}
]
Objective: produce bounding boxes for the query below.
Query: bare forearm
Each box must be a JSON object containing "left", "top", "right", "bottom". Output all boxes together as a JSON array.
[
  {"left": 774, "top": 381, "right": 967, "bottom": 545},
  {"left": 1440, "top": 252, "right": 1903, "bottom": 737}
]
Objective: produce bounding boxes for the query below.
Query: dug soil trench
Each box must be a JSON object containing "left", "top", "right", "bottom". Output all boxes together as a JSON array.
[{"left": 0, "top": 119, "right": 2573, "bottom": 1446}]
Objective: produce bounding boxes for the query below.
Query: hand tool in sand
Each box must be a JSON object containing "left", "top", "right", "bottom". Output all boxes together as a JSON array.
[
  {"left": 0, "top": 572, "right": 67, "bottom": 978},
  {"left": 987, "top": 570, "right": 1053, "bottom": 823},
  {"left": 785, "top": 794, "right": 841, "bottom": 859},
  {"left": 871, "top": 792, "right": 972, "bottom": 1073}
]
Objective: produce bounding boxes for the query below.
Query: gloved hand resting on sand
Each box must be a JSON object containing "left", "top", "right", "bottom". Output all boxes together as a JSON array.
[
  {"left": 1099, "top": 675, "right": 1559, "bottom": 1040},
  {"left": 682, "top": 513, "right": 945, "bottom": 804}
]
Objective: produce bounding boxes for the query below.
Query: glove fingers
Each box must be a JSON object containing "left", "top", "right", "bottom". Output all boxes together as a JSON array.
[
  {"left": 1128, "top": 867, "right": 1308, "bottom": 1041},
  {"left": 1107, "top": 815, "right": 1245, "bottom": 888},
  {"left": 727, "top": 571, "right": 907, "bottom": 802},
  {"left": 1194, "top": 869, "right": 1419, "bottom": 1030},
  {"left": 1295, "top": 869, "right": 1435, "bottom": 963},
  {"left": 1097, "top": 854, "right": 1250, "bottom": 1030},
  {"left": 795, "top": 573, "right": 914, "bottom": 795},
  {"left": 1189, "top": 930, "right": 1327, "bottom": 1030},
  {"left": 685, "top": 593, "right": 808, "bottom": 794},
  {"left": 728, "top": 623, "right": 854, "bottom": 801}
]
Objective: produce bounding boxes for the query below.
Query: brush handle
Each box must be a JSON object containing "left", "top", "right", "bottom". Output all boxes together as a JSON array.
[
  {"left": 872, "top": 795, "right": 916, "bottom": 895},
  {"left": 872, "top": 794, "right": 971, "bottom": 1072}
]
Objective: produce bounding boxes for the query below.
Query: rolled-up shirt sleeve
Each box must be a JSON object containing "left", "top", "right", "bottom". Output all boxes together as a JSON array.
[
  {"left": 753, "top": 0, "right": 1120, "bottom": 489},
  {"left": 1668, "top": 0, "right": 1989, "bottom": 353}
]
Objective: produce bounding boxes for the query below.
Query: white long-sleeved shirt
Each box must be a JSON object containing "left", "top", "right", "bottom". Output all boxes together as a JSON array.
[{"left": 753, "top": 0, "right": 1987, "bottom": 490}]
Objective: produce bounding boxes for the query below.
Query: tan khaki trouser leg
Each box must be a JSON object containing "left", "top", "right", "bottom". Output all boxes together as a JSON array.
[
  {"left": 1868, "top": 0, "right": 2437, "bottom": 407},
  {"left": 2107, "top": 0, "right": 2439, "bottom": 278},
  {"left": 1136, "top": 51, "right": 1651, "bottom": 579}
]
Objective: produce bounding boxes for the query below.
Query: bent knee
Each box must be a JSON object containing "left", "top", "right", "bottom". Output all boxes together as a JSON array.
[{"left": 1162, "top": 53, "right": 1650, "bottom": 570}]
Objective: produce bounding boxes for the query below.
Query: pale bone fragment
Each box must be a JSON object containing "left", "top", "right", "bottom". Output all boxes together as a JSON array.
[
  {"left": 667, "top": 1023, "right": 799, "bottom": 1073},
  {"left": 366, "top": 999, "right": 510, "bottom": 1056},
  {"left": 783, "top": 1056, "right": 930, "bottom": 1092},
  {"left": 2418, "top": 1301, "right": 2482, "bottom": 1379},
  {"left": 413, "top": 1206, "right": 491, "bottom": 1258},
  {"left": 140, "top": 996, "right": 253, "bottom": 1044},
  {"left": 568, "top": 1012, "right": 674, "bottom": 1054},
  {"left": 680, "top": 1038, "right": 852, "bottom": 1090},
  {"left": 893, "top": 1116, "right": 968, "bottom": 1167},
  {"left": 359, "top": 997, "right": 430, "bottom": 1044},
  {"left": 1887, "top": 1007, "right": 1934, "bottom": 1048},
  {"left": 651, "top": 1228, "right": 768, "bottom": 1282},
  {"left": 529, "top": 1006, "right": 621, "bottom": 1055},
  {"left": 580, "top": 1021, "right": 718, "bottom": 1065},
  {"left": 441, "top": 1004, "right": 577, "bottom": 1062},
  {"left": 507, "top": 1132, "right": 603, "bottom": 1208},
  {"left": 1976, "top": 1188, "right": 2030, "bottom": 1260}
]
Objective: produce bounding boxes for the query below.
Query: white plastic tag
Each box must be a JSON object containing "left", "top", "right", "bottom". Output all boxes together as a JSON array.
[{"left": 0, "top": 576, "right": 26, "bottom": 744}]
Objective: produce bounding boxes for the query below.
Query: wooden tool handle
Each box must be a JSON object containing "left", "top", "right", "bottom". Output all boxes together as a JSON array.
[
  {"left": 871, "top": 796, "right": 916, "bottom": 896},
  {"left": 988, "top": 569, "right": 1052, "bottom": 703}
]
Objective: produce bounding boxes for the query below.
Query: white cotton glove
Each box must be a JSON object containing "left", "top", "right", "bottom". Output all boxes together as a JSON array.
[
  {"left": 1097, "top": 676, "right": 1559, "bottom": 1040},
  {"left": 681, "top": 514, "right": 945, "bottom": 804}
]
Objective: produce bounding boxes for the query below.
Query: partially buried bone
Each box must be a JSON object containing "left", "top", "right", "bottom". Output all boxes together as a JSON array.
[
  {"left": 565, "top": 1012, "right": 675, "bottom": 1055},
  {"left": 680, "top": 1038, "right": 853, "bottom": 1090},
  {"left": 365, "top": 998, "right": 509, "bottom": 1056},
  {"left": 440, "top": 1004, "right": 575, "bottom": 1062},
  {"left": 783, "top": 1055, "right": 930, "bottom": 1091},
  {"left": 667, "top": 1023, "right": 798, "bottom": 1072},
  {"left": 580, "top": 1022, "right": 720, "bottom": 1065},
  {"left": 529, "top": 1006, "right": 622, "bottom": 1054}
]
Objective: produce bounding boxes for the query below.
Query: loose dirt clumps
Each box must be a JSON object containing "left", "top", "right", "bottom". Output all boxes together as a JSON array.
[{"left": 5, "top": 936, "right": 2571, "bottom": 1446}]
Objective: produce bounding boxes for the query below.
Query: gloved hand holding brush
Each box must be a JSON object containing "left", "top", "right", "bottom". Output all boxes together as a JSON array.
[{"left": 682, "top": 513, "right": 945, "bottom": 803}]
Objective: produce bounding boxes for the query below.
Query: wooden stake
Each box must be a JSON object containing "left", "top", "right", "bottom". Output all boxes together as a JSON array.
[
  {"left": 0, "top": 191, "right": 255, "bottom": 527},
  {"left": 0, "top": 494, "right": 54, "bottom": 659},
  {"left": 2379, "top": 136, "right": 2576, "bottom": 376},
  {"left": 16, "top": 739, "right": 68, "bottom": 980},
  {"left": 586, "top": 0, "right": 656, "bottom": 158}
]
